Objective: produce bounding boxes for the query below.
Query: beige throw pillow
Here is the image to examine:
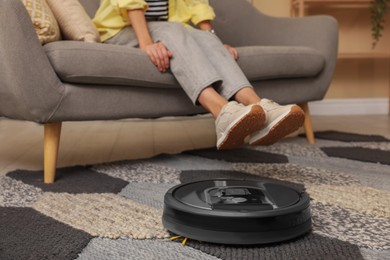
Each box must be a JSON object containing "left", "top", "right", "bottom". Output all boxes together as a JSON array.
[
  {"left": 46, "top": 0, "right": 101, "bottom": 43},
  {"left": 22, "top": 0, "right": 61, "bottom": 44}
]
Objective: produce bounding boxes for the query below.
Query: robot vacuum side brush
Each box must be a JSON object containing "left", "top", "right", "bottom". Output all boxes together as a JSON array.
[{"left": 162, "top": 179, "right": 311, "bottom": 245}]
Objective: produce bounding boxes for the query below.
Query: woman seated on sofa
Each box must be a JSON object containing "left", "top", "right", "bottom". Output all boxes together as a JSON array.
[{"left": 93, "top": 0, "right": 305, "bottom": 150}]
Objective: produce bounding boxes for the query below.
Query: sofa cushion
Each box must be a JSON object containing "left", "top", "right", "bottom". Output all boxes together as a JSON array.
[
  {"left": 45, "top": 41, "right": 178, "bottom": 88},
  {"left": 22, "top": 0, "right": 61, "bottom": 44},
  {"left": 236, "top": 46, "right": 325, "bottom": 81},
  {"left": 44, "top": 41, "right": 325, "bottom": 88},
  {"left": 46, "top": 0, "right": 101, "bottom": 43},
  {"left": 78, "top": 0, "right": 101, "bottom": 19}
]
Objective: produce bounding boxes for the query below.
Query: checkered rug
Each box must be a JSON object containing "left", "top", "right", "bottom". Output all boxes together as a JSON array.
[{"left": 1, "top": 131, "right": 389, "bottom": 260}]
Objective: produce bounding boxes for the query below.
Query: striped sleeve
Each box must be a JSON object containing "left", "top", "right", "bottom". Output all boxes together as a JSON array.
[{"left": 145, "top": 0, "right": 169, "bottom": 19}]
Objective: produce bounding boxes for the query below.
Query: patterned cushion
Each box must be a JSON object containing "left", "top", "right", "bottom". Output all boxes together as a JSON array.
[
  {"left": 46, "top": 0, "right": 100, "bottom": 43},
  {"left": 21, "top": 0, "right": 61, "bottom": 44}
]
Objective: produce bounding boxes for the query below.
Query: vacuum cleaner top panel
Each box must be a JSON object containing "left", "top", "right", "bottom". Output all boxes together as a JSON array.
[{"left": 168, "top": 180, "right": 306, "bottom": 217}]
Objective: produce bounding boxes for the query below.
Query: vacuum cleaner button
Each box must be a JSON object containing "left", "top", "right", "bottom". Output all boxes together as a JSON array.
[{"left": 232, "top": 197, "right": 247, "bottom": 203}]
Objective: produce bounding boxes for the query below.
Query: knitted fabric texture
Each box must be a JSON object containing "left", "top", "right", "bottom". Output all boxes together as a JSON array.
[{"left": 1, "top": 131, "right": 389, "bottom": 259}]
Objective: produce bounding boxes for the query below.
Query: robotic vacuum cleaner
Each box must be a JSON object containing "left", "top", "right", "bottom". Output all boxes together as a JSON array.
[{"left": 163, "top": 179, "right": 311, "bottom": 245}]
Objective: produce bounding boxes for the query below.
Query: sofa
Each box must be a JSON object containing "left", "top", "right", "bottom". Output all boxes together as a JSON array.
[{"left": 0, "top": 0, "right": 338, "bottom": 183}]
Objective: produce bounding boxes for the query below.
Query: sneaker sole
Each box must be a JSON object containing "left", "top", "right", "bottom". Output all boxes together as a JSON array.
[
  {"left": 249, "top": 105, "right": 305, "bottom": 146},
  {"left": 217, "top": 105, "right": 265, "bottom": 150}
]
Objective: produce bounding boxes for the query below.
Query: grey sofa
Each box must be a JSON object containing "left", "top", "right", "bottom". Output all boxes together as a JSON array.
[{"left": 0, "top": 0, "right": 338, "bottom": 183}]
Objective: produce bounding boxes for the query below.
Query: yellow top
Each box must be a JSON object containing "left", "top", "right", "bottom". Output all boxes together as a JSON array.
[{"left": 93, "top": 0, "right": 216, "bottom": 42}]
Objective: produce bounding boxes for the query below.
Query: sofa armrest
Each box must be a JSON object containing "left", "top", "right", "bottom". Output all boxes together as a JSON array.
[
  {"left": 212, "top": 0, "right": 338, "bottom": 52},
  {"left": 211, "top": 0, "right": 338, "bottom": 100},
  {"left": 248, "top": 15, "right": 339, "bottom": 99},
  {"left": 0, "top": 0, "right": 64, "bottom": 122}
]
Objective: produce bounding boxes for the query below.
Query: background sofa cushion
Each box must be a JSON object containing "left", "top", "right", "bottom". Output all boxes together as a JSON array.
[
  {"left": 236, "top": 46, "right": 325, "bottom": 81},
  {"left": 44, "top": 41, "right": 325, "bottom": 88},
  {"left": 46, "top": 0, "right": 100, "bottom": 43},
  {"left": 21, "top": 0, "right": 61, "bottom": 44},
  {"left": 44, "top": 41, "right": 179, "bottom": 88}
]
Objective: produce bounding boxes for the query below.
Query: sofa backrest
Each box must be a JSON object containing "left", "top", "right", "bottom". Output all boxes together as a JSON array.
[
  {"left": 79, "top": 0, "right": 100, "bottom": 18},
  {"left": 77, "top": 0, "right": 253, "bottom": 22},
  {"left": 77, "top": 0, "right": 259, "bottom": 46}
]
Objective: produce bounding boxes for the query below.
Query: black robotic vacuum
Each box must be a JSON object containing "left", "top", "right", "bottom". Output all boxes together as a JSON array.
[{"left": 162, "top": 179, "right": 311, "bottom": 245}]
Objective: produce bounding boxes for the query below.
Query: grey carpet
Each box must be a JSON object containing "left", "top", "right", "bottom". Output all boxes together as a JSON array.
[
  {"left": 312, "top": 130, "right": 390, "bottom": 142},
  {"left": 1, "top": 131, "right": 389, "bottom": 260},
  {"left": 321, "top": 147, "right": 390, "bottom": 165}
]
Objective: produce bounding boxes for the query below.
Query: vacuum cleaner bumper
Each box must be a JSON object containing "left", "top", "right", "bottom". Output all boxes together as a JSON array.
[{"left": 163, "top": 180, "right": 311, "bottom": 245}]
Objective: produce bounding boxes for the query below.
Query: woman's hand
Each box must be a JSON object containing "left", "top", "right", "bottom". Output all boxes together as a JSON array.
[
  {"left": 127, "top": 9, "right": 173, "bottom": 72},
  {"left": 224, "top": 44, "right": 238, "bottom": 60},
  {"left": 141, "top": 42, "right": 173, "bottom": 72}
]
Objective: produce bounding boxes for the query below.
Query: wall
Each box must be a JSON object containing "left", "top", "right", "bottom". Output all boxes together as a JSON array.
[{"left": 251, "top": 0, "right": 390, "bottom": 101}]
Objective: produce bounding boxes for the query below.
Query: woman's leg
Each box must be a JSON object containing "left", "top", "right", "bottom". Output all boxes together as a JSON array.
[
  {"left": 233, "top": 87, "right": 261, "bottom": 106},
  {"left": 186, "top": 28, "right": 256, "bottom": 102},
  {"left": 197, "top": 87, "right": 228, "bottom": 118},
  {"left": 146, "top": 22, "right": 224, "bottom": 104},
  {"left": 105, "top": 23, "right": 265, "bottom": 149},
  {"left": 197, "top": 86, "right": 265, "bottom": 149},
  {"left": 187, "top": 28, "right": 305, "bottom": 145},
  {"left": 105, "top": 23, "right": 254, "bottom": 111},
  {"left": 150, "top": 23, "right": 269, "bottom": 149}
]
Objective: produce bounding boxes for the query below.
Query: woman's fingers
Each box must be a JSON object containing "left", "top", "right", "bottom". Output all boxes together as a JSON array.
[
  {"left": 143, "top": 42, "right": 172, "bottom": 72},
  {"left": 231, "top": 47, "right": 238, "bottom": 60},
  {"left": 146, "top": 48, "right": 159, "bottom": 69},
  {"left": 153, "top": 47, "right": 165, "bottom": 72},
  {"left": 156, "top": 42, "right": 170, "bottom": 70},
  {"left": 224, "top": 44, "right": 238, "bottom": 60}
]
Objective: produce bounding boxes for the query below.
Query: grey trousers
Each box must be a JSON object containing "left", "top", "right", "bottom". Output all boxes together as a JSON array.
[{"left": 105, "top": 22, "right": 252, "bottom": 104}]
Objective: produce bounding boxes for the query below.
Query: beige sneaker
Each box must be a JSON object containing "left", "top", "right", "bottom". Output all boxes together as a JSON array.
[
  {"left": 216, "top": 101, "right": 265, "bottom": 150},
  {"left": 249, "top": 99, "right": 305, "bottom": 146}
]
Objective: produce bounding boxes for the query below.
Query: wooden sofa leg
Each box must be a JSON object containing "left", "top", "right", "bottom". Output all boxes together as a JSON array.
[
  {"left": 298, "top": 103, "right": 315, "bottom": 144},
  {"left": 44, "top": 122, "right": 62, "bottom": 183}
]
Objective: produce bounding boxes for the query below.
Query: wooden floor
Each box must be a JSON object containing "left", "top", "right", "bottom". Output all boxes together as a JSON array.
[{"left": 1, "top": 115, "right": 389, "bottom": 176}]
